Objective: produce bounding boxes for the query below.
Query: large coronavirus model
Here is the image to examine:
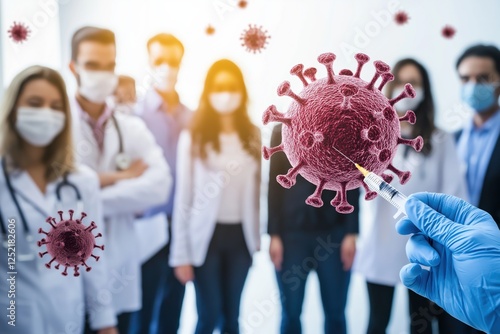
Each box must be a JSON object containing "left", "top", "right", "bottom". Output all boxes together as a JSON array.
[
  {"left": 38, "top": 210, "right": 104, "bottom": 277},
  {"left": 262, "top": 52, "right": 423, "bottom": 214}
]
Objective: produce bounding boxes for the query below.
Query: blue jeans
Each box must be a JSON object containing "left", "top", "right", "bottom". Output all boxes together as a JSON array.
[
  {"left": 193, "top": 224, "right": 252, "bottom": 334},
  {"left": 276, "top": 227, "right": 351, "bottom": 334}
]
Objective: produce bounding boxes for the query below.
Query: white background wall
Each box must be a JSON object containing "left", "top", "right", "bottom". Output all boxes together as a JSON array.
[{"left": 1, "top": 1, "right": 500, "bottom": 333}]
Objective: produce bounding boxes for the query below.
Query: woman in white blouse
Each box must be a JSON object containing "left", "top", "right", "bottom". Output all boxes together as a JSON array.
[
  {"left": 353, "top": 58, "right": 474, "bottom": 334},
  {"left": 170, "top": 59, "right": 261, "bottom": 334}
]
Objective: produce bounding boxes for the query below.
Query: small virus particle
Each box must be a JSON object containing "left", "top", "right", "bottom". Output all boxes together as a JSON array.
[
  {"left": 442, "top": 25, "right": 456, "bottom": 39},
  {"left": 240, "top": 24, "right": 270, "bottom": 54},
  {"left": 7, "top": 21, "right": 30, "bottom": 43},
  {"left": 238, "top": 0, "right": 248, "bottom": 8},
  {"left": 262, "top": 52, "right": 423, "bottom": 214},
  {"left": 38, "top": 210, "right": 104, "bottom": 277},
  {"left": 394, "top": 11, "right": 410, "bottom": 25},
  {"left": 206, "top": 25, "right": 215, "bottom": 35}
]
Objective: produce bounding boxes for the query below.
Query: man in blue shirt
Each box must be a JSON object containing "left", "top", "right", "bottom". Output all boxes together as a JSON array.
[
  {"left": 456, "top": 44, "right": 500, "bottom": 229},
  {"left": 131, "top": 33, "right": 191, "bottom": 334}
]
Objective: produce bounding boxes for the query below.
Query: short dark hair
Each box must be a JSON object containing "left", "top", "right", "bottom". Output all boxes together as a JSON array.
[
  {"left": 71, "top": 26, "right": 115, "bottom": 62},
  {"left": 456, "top": 44, "right": 500, "bottom": 75},
  {"left": 147, "top": 33, "right": 184, "bottom": 56}
]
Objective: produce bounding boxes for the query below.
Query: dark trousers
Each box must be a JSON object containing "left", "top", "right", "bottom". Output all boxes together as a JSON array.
[
  {"left": 275, "top": 228, "right": 351, "bottom": 334},
  {"left": 129, "top": 244, "right": 186, "bottom": 334},
  {"left": 193, "top": 223, "right": 252, "bottom": 334},
  {"left": 366, "top": 282, "right": 394, "bottom": 334},
  {"left": 365, "top": 281, "right": 476, "bottom": 334}
]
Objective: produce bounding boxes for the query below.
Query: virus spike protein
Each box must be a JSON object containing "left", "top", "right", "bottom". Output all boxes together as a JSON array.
[
  {"left": 262, "top": 52, "right": 423, "bottom": 214},
  {"left": 38, "top": 210, "right": 104, "bottom": 276}
]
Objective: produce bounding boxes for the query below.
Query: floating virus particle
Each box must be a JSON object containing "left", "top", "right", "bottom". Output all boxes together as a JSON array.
[
  {"left": 38, "top": 210, "right": 104, "bottom": 277},
  {"left": 7, "top": 21, "right": 30, "bottom": 43},
  {"left": 262, "top": 52, "right": 423, "bottom": 214},
  {"left": 238, "top": 0, "right": 248, "bottom": 8},
  {"left": 442, "top": 25, "right": 456, "bottom": 39},
  {"left": 240, "top": 24, "right": 270, "bottom": 54},
  {"left": 206, "top": 25, "right": 215, "bottom": 35},
  {"left": 394, "top": 11, "right": 410, "bottom": 25}
]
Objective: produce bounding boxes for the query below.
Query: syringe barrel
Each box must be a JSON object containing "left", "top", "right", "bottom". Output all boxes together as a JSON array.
[{"left": 364, "top": 172, "right": 407, "bottom": 215}]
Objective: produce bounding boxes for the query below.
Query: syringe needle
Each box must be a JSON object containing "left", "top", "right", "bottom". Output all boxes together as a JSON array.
[
  {"left": 332, "top": 144, "right": 406, "bottom": 218},
  {"left": 331, "top": 145, "right": 369, "bottom": 176},
  {"left": 331, "top": 145, "right": 356, "bottom": 164}
]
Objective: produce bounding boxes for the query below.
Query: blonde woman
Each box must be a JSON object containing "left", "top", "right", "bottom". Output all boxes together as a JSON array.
[{"left": 0, "top": 66, "right": 117, "bottom": 334}]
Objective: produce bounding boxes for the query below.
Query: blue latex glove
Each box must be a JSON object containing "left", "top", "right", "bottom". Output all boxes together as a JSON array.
[{"left": 396, "top": 192, "right": 500, "bottom": 333}]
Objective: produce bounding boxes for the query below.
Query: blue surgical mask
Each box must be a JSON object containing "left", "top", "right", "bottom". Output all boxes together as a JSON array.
[{"left": 461, "top": 82, "right": 499, "bottom": 113}]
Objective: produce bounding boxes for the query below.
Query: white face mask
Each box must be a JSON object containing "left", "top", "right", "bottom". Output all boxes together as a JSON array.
[
  {"left": 78, "top": 69, "right": 118, "bottom": 103},
  {"left": 209, "top": 92, "right": 242, "bottom": 114},
  {"left": 15, "top": 107, "right": 66, "bottom": 147},
  {"left": 152, "top": 64, "right": 179, "bottom": 92},
  {"left": 392, "top": 87, "right": 424, "bottom": 113}
]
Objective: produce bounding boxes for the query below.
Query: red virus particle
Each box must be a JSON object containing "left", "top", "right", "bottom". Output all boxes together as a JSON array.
[
  {"left": 206, "top": 25, "right": 215, "bottom": 35},
  {"left": 7, "top": 21, "right": 30, "bottom": 43},
  {"left": 38, "top": 210, "right": 104, "bottom": 277},
  {"left": 394, "top": 11, "right": 410, "bottom": 25},
  {"left": 238, "top": 0, "right": 248, "bottom": 8},
  {"left": 240, "top": 24, "right": 270, "bottom": 54},
  {"left": 442, "top": 25, "right": 456, "bottom": 39},
  {"left": 262, "top": 52, "right": 423, "bottom": 214}
]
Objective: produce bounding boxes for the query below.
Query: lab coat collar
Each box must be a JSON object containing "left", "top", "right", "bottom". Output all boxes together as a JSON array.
[
  {"left": 73, "top": 95, "right": 114, "bottom": 125},
  {"left": 8, "top": 168, "right": 58, "bottom": 219}
]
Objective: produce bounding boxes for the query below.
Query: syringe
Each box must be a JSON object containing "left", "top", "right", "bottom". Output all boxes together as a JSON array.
[{"left": 332, "top": 146, "right": 408, "bottom": 219}]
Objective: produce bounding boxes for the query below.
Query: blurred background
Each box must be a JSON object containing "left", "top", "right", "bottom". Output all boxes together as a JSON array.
[{"left": 1, "top": 0, "right": 499, "bottom": 333}]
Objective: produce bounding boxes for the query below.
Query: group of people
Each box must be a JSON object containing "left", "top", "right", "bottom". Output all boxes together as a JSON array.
[{"left": 0, "top": 24, "right": 498, "bottom": 334}]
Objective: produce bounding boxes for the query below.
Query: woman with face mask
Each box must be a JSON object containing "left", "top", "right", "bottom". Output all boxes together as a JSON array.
[
  {"left": 170, "top": 59, "right": 261, "bottom": 334},
  {"left": 353, "top": 59, "right": 474, "bottom": 334},
  {"left": 0, "top": 66, "right": 117, "bottom": 334}
]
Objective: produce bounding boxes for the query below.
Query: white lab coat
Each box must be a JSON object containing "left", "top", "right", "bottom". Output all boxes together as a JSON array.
[
  {"left": 353, "top": 130, "right": 468, "bottom": 286},
  {"left": 169, "top": 131, "right": 261, "bottom": 267},
  {"left": 134, "top": 213, "right": 169, "bottom": 264},
  {"left": 0, "top": 162, "right": 116, "bottom": 334},
  {"left": 73, "top": 108, "right": 171, "bottom": 314}
]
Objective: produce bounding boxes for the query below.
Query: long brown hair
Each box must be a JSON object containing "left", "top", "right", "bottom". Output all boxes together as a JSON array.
[
  {"left": 0, "top": 66, "right": 75, "bottom": 181},
  {"left": 190, "top": 59, "right": 260, "bottom": 160},
  {"left": 385, "top": 58, "right": 435, "bottom": 156}
]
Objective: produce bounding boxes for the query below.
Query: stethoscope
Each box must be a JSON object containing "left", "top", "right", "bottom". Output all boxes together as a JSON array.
[
  {"left": 110, "top": 114, "right": 131, "bottom": 171},
  {"left": 0, "top": 158, "right": 83, "bottom": 261}
]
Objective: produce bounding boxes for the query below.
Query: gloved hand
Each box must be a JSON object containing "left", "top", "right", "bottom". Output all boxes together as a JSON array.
[{"left": 396, "top": 192, "right": 500, "bottom": 333}]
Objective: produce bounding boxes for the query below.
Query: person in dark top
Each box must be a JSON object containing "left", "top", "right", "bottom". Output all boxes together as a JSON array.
[{"left": 268, "top": 124, "right": 359, "bottom": 334}]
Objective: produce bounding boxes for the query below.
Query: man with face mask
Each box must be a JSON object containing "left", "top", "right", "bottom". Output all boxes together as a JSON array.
[
  {"left": 456, "top": 45, "right": 500, "bottom": 233},
  {"left": 69, "top": 26, "right": 172, "bottom": 334},
  {"left": 130, "top": 33, "right": 191, "bottom": 334}
]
